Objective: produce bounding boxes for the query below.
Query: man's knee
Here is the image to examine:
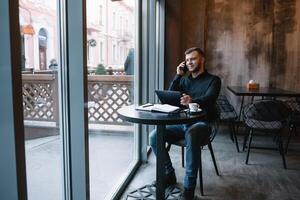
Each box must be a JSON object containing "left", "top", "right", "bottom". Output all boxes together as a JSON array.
[
  {"left": 187, "top": 122, "right": 211, "bottom": 144},
  {"left": 188, "top": 122, "right": 209, "bottom": 135}
]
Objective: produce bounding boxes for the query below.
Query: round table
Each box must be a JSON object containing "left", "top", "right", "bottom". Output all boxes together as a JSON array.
[{"left": 118, "top": 105, "right": 205, "bottom": 199}]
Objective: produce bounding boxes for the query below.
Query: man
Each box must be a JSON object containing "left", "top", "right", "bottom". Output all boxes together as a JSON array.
[
  {"left": 149, "top": 47, "right": 221, "bottom": 199},
  {"left": 124, "top": 48, "right": 134, "bottom": 75},
  {"left": 48, "top": 59, "right": 58, "bottom": 70},
  {"left": 124, "top": 48, "right": 134, "bottom": 103}
]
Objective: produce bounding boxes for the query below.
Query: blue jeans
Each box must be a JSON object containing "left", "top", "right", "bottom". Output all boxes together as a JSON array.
[{"left": 149, "top": 121, "right": 209, "bottom": 189}]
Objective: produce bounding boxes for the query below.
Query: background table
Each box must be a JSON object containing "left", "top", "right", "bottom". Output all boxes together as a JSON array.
[
  {"left": 118, "top": 105, "right": 205, "bottom": 199},
  {"left": 227, "top": 86, "right": 300, "bottom": 120}
]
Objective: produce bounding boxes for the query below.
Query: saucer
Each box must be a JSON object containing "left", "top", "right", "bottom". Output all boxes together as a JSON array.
[{"left": 189, "top": 108, "right": 202, "bottom": 114}]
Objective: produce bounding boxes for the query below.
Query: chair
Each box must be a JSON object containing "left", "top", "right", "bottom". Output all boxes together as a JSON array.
[
  {"left": 216, "top": 95, "right": 240, "bottom": 152},
  {"left": 166, "top": 122, "right": 220, "bottom": 196},
  {"left": 242, "top": 100, "right": 291, "bottom": 169},
  {"left": 284, "top": 97, "right": 300, "bottom": 153}
]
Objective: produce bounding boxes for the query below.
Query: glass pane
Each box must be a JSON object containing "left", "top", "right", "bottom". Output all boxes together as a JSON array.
[
  {"left": 86, "top": 0, "right": 136, "bottom": 199},
  {"left": 19, "top": 0, "right": 63, "bottom": 199}
]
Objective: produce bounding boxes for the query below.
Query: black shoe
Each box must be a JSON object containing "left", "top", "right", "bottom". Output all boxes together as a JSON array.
[
  {"left": 180, "top": 187, "right": 195, "bottom": 200},
  {"left": 152, "top": 172, "right": 177, "bottom": 187}
]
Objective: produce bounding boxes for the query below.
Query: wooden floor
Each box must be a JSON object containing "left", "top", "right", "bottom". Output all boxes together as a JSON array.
[{"left": 122, "top": 126, "right": 300, "bottom": 200}]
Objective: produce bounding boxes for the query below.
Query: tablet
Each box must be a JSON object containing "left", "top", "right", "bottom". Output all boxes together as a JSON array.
[{"left": 155, "top": 90, "right": 182, "bottom": 107}]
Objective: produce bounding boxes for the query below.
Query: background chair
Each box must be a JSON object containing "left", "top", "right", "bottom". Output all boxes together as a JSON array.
[
  {"left": 216, "top": 95, "right": 240, "bottom": 152},
  {"left": 242, "top": 100, "right": 290, "bottom": 169},
  {"left": 166, "top": 122, "right": 219, "bottom": 196},
  {"left": 284, "top": 97, "right": 300, "bottom": 153}
]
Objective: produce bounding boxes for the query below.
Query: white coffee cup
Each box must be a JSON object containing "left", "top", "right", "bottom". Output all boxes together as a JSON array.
[{"left": 188, "top": 103, "right": 199, "bottom": 112}]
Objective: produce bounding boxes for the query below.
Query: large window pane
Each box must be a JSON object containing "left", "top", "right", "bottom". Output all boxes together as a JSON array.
[
  {"left": 19, "top": 0, "right": 64, "bottom": 199},
  {"left": 86, "top": 0, "right": 136, "bottom": 199}
]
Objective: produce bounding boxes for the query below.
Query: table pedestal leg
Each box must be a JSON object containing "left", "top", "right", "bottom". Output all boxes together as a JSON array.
[
  {"left": 126, "top": 124, "right": 182, "bottom": 200},
  {"left": 156, "top": 125, "right": 166, "bottom": 199}
]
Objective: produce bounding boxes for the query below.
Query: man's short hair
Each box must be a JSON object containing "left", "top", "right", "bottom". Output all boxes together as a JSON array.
[{"left": 184, "top": 47, "right": 205, "bottom": 58}]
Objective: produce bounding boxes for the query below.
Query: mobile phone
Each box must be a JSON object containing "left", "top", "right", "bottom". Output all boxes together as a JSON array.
[{"left": 180, "top": 62, "right": 188, "bottom": 73}]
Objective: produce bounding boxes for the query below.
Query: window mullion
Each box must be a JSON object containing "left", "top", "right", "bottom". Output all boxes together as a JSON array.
[
  {"left": 63, "top": 0, "right": 89, "bottom": 200},
  {"left": 0, "top": 0, "right": 27, "bottom": 199}
]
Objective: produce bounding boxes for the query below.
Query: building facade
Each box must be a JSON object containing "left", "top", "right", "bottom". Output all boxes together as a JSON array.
[{"left": 19, "top": 0, "right": 134, "bottom": 71}]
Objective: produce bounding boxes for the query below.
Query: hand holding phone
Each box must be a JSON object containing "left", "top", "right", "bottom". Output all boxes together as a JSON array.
[
  {"left": 180, "top": 62, "right": 188, "bottom": 73},
  {"left": 177, "top": 61, "right": 187, "bottom": 75}
]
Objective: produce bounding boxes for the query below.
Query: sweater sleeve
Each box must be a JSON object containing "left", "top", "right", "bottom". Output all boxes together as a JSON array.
[
  {"left": 192, "top": 76, "right": 221, "bottom": 108},
  {"left": 168, "top": 75, "right": 183, "bottom": 91}
]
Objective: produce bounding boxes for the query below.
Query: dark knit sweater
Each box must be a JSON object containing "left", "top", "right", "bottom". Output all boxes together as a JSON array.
[{"left": 169, "top": 70, "right": 221, "bottom": 120}]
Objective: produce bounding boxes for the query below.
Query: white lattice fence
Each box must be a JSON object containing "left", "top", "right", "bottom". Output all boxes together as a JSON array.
[
  {"left": 88, "top": 75, "right": 133, "bottom": 124},
  {"left": 22, "top": 74, "right": 133, "bottom": 125},
  {"left": 22, "top": 73, "right": 58, "bottom": 122}
]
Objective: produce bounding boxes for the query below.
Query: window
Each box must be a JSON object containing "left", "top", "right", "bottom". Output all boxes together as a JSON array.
[
  {"left": 99, "top": 41, "right": 103, "bottom": 62},
  {"left": 98, "top": 5, "right": 103, "bottom": 25},
  {"left": 120, "top": 46, "right": 123, "bottom": 61},
  {"left": 125, "top": 19, "right": 129, "bottom": 32},
  {"left": 1, "top": 0, "right": 163, "bottom": 199},
  {"left": 87, "top": 1, "right": 138, "bottom": 199},
  {"left": 113, "top": 44, "right": 117, "bottom": 62},
  {"left": 120, "top": 16, "right": 123, "bottom": 32},
  {"left": 19, "top": 0, "right": 64, "bottom": 199},
  {"left": 38, "top": 28, "right": 48, "bottom": 70},
  {"left": 88, "top": 41, "right": 92, "bottom": 64},
  {"left": 113, "top": 12, "right": 116, "bottom": 29}
]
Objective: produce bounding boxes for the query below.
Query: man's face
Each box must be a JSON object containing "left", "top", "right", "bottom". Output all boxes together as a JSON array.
[{"left": 185, "top": 51, "right": 203, "bottom": 73}]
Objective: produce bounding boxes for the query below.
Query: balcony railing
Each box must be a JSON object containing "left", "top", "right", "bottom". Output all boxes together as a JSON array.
[
  {"left": 23, "top": 73, "right": 59, "bottom": 123},
  {"left": 22, "top": 72, "right": 133, "bottom": 127},
  {"left": 87, "top": 75, "right": 133, "bottom": 124}
]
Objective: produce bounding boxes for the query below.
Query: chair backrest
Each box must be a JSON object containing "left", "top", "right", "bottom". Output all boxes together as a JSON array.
[
  {"left": 285, "top": 98, "right": 300, "bottom": 113},
  {"left": 243, "top": 100, "right": 290, "bottom": 129},
  {"left": 284, "top": 98, "right": 300, "bottom": 125},
  {"left": 216, "top": 95, "right": 237, "bottom": 120}
]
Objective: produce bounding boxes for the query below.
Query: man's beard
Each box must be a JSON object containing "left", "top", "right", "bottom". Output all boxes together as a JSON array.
[{"left": 189, "top": 64, "right": 200, "bottom": 73}]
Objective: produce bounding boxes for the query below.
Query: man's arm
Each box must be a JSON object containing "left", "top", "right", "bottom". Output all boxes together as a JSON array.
[
  {"left": 168, "top": 61, "right": 187, "bottom": 91},
  {"left": 192, "top": 77, "right": 221, "bottom": 108},
  {"left": 168, "top": 75, "right": 183, "bottom": 91}
]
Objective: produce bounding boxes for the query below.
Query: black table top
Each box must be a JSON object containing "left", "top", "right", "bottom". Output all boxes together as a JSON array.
[
  {"left": 117, "top": 105, "right": 206, "bottom": 125},
  {"left": 227, "top": 86, "right": 300, "bottom": 97}
]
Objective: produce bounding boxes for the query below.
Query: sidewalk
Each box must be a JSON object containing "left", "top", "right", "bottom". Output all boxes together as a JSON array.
[{"left": 25, "top": 130, "right": 134, "bottom": 200}]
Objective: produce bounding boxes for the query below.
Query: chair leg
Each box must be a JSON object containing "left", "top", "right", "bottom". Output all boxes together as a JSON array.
[
  {"left": 229, "top": 124, "right": 234, "bottom": 142},
  {"left": 285, "top": 125, "right": 294, "bottom": 154},
  {"left": 245, "top": 130, "right": 253, "bottom": 164},
  {"left": 208, "top": 141, "right": 220, "bottom": 176},
  {"left": 231, "top": 122, "right": 240, "bottom": 152},
  {"left": 198, "top": 150, "right": 204, "bottom": 196},
  {"left": 278, "top": 136, "right": 287, "bottom": 169},
  {"left": 181, "top": 146, "right": 185, "bottom": 168},
  {"left": 243, "top": 128, "right": 250, "bottom": 151}
]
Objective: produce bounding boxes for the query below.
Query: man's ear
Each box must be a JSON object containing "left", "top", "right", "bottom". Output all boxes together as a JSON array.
[{"left": 201, "top": 57, "right": 205, "bottom": 64}]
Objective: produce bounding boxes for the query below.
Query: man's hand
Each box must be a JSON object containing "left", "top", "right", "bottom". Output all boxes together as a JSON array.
[
  {"left": 176, "top": 61, "right": 186, "bottom": 76},
  {"left": 180, "top": 94, "right": 192, "bottom": 106}
]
